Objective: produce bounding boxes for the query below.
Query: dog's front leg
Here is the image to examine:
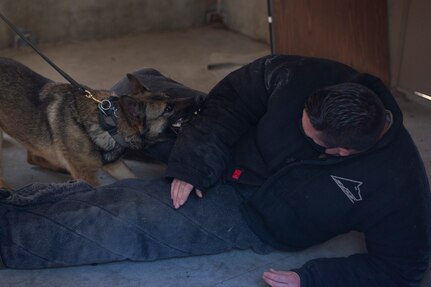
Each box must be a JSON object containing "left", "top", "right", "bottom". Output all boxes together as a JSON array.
[{"left": 102, "top": 160, "right": 136, "bottom": 180}]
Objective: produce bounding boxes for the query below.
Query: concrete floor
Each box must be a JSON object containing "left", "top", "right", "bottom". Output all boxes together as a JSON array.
[{"left": 0, "top": 26, "right": 430, "bottom": 286}]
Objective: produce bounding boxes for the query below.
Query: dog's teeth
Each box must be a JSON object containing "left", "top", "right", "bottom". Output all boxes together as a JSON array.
[{"left": 172, "top": 118, "right": 183, "bottom": 128}]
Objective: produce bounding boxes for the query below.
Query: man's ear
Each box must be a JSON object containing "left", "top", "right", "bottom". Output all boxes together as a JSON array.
[{"left": 126, "top": 74, "right": 150, "bottom": 94}]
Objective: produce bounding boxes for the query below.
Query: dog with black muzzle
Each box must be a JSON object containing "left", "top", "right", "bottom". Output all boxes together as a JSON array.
[{"left": 0, "top": 58, "right": 202, "bottom": 187}]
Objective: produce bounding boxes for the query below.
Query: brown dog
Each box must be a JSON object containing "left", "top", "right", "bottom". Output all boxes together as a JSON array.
[{"left": 0, "top": 58, "right": 200, "bottom": 187}]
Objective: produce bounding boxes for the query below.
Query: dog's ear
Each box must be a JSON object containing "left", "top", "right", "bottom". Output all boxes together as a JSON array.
[
  {"left": 120, "top": 96, "right": 144, "bottom": 122},
  {"left": 127, "top": 74, "right": 150, "bottom": 94},
  {"left": 119, "top": 95, "right": 147, "bottom": 134}
]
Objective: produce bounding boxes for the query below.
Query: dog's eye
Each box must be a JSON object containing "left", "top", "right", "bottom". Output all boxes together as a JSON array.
[{"left": 164, "top": 104, "right": 173, "bottom": 113}]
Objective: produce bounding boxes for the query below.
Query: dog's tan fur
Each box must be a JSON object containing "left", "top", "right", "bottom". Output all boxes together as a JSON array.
[{"left": 0, "top": 58, "right": 198, "bottom": 187}]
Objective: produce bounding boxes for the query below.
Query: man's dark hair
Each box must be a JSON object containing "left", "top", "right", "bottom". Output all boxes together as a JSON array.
[{"left": 304, "top": 83, "right": 387, "bottom": 151}]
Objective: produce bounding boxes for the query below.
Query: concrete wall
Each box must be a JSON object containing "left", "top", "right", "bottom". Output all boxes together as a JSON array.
[
  {"left": 0, "top": 0, "right": 210, "bottom": 48},
  {"left": 394, "top": 0, "right": 431, "bottom": 96},
  {"left": 222, "top": 0, "right": 269, "bottom": 44},
  {"left": 387, "top": 0, "right": 410, "bottom": 87}
]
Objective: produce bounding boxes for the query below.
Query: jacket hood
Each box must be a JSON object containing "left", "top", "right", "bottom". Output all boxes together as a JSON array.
[{"left": 349, "top": 73, "right": 403, "bottom": 152}]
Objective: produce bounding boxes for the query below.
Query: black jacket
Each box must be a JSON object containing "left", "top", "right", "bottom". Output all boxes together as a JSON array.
[{"left": 166, "top": 55, "right": 431, "bottom": 286}]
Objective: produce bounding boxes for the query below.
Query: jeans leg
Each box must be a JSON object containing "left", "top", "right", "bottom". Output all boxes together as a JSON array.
[{"left": 0, "top": 178, "right": 269, "bottom": 269}]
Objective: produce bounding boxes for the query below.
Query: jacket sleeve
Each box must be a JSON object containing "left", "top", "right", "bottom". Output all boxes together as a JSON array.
[
  {"left": 293, "top": 197, "right": 431, "bottom": 287},
  {"left": 165, "top": 56, "right": 274, "bottom": 191}
]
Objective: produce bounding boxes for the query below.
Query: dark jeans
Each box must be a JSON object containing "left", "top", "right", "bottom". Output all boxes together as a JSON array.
[{"left": 0, "top": 178, "right": 270, "bottom": 269}]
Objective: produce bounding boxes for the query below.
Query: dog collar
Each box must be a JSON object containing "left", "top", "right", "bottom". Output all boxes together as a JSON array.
[{"left": 98, "top": 96, "right": 129, "bottom": 148}]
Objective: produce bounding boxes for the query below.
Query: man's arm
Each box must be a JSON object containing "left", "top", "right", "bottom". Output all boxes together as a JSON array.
[
  {"left": 262, "top": 240, "right": 428, "bottom": 287},
  {"left": 290, "top": 203, "right": 430, "bottom": 287},
  {"left": 166, "top": 56, "right": 275, "bottom": 191}
]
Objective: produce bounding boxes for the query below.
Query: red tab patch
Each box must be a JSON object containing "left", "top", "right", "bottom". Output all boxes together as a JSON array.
[{"left": 231, "top": 169, "right": 243, "bottom": 180}]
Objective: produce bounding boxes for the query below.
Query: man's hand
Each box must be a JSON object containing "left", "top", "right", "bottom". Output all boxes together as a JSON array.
[
  {"left": 170, "top": 178, "right": 202, "bottom": 209},
  {"left": 262, "top": 269, "right": 301, "bottom": 287}
]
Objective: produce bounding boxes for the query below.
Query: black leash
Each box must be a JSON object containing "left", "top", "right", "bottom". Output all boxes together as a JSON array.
[
  {"left": 0, "top": 11, "right": 129, "bottom": 149},
  {"left": 0, "top": 11, "right": 101, "bottom": 104}
]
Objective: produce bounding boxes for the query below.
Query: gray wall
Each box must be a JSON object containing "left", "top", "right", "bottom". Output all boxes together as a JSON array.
[
  {"left": 0, "top": 0, "right": 210, "bottom": 48},
  {"left": 0, "top": 0, "right": 269, "bottom": 49},
  {"left": 387, "top": 0, "right": 409, "bottom": 87},
  {"left": 392, "top": 0, "right": 431, "bottom": 96},
  {"left": 222, "top": 0, "right": 269, "bottom": 44}
]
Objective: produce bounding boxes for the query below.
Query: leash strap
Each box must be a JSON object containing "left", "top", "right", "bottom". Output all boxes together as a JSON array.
[{"left": 0, "top": 11, "right": 101, "bottom": 103}]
